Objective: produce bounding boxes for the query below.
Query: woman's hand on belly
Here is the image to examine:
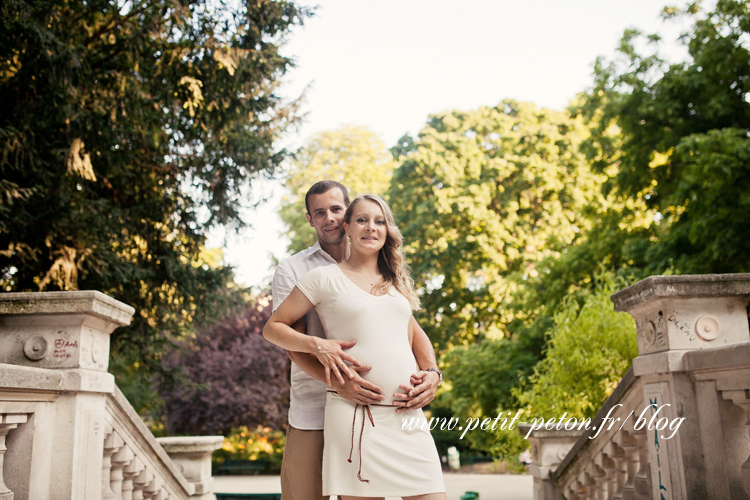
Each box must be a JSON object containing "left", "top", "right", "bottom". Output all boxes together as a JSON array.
[
  {"left": 392, "top": 369, "right": 440, "bottom": 413},
  {"left": 315, "top": 338, "right": 362, "bottom": 385}
]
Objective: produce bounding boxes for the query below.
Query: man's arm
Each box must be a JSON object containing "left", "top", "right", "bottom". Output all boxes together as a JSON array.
[
  {"left": 393, "top": 316, "right": 441, "bottom": 412},
  {"left": 285, "top": 317, "right": 384, "bottom": 405},
  {"left": 288, "top": 350, "right": 385, "bottom": 405},
  {"left": 273, "top": 264, "right": 383, "bottom": 403}
]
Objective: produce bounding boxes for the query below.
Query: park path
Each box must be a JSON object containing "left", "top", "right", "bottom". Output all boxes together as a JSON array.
[{"left": 214, "top": 473, "right": 533, "bottom": 500}]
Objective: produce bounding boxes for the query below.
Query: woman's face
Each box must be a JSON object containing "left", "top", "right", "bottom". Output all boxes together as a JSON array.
[{"left": 345, "top": 199, "right": 388, "bottom": 255}]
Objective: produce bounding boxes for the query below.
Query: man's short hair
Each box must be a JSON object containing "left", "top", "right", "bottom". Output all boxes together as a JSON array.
[{"left": 304, "top": 180, "right": 350, "bottom": 214}]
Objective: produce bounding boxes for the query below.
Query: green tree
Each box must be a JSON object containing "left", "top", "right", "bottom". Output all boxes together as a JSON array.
[
  {"left": 437, "top": 273, "right": 637, "bottom": 465},
  {"left": 280, "top": 125, "right": 396, "bottom": 254},
  {"left": 440, "top": 336, "right": 536, "bottom": 417},
  {"left": 514, "top": 272, "right": 638, "bottom": 419},
  {"left": 0, "top": 0, "right": 309, "bottom": 408},
  {"left": 579, "top": 0, "right": 750, "bottom": 275},
  {"left": 391, "top": 100, "right": 606, "bottom": 352}
]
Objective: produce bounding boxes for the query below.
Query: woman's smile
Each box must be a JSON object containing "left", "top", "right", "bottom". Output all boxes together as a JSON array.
[{"left": 347, "top": 200, "right": 387, "bottom": 250}]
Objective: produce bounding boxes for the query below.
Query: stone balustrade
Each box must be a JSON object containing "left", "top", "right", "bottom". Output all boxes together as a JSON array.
[
  {"left": 0, "top": 291, "right": 223, "bottom": 500},
  {"left": 523, "top": 274, "right": 750, "bottom": 500}
]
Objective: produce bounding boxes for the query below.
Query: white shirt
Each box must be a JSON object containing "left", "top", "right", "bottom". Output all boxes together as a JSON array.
[{"left": 272, "top": 241, "right": 337, "bottom": 430}]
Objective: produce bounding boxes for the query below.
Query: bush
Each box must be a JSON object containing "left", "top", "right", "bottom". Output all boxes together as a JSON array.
[
  {"left": 158, "top": 296, "right": 290, "bottom": 435},
  {"left": 213, "top": 426, "right": 286, "bottom": 474},
  {"left": 514, "top": 272, "right": 638, "bottom": 419}
]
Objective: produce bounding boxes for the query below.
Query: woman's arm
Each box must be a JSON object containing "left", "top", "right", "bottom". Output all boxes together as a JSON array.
[
  {"left": 263, "top": 286, "right": 361, "bottom": 385},
  {"left": 393, "top": 315, "right": 441, "bottom": 412},
  {"left": 287, "top": 350, "right": 386, "bottom": 405}
]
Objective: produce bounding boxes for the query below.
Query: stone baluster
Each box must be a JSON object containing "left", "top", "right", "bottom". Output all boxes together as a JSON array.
[
  {"left": 586, "top": 459, "right": 606, "bottom": 500},
  {"left": 603, "top": 440, "right": 626, "bottom": 499},
  {"left": 156, "top": 436, "right": 223, "bottom": 500},
  {"left": 563, "top": 480, "right": 576, "bottom": 500},
  {"left": 566, "top": 485, "right": 582, "bottom": 500},
  {"left": 133, "top": 468, "right": 153, "bottom": 500},
  {"left": 577, "top": 474, "right": 591, "bottom": 500},
  {"left": 121, "top": 453, "right": 144, "bottom": 500},
  {"left": 517, "top": 424, "right": 582, "bottom": 500},
  {"left": 596, "top": 462, "right": 610, "bottom": 499},
  {"left": 144, "top": 475, "right": 162, "bottom": 499},
  {"left": 0, "top": 413, "right": 28, "bottom": 500},
  {"left": 615, "top": 431, "right": 638, "bottom": 500},
  {"left": 111, "top": 440, "right": 135, "bottom": 500},
  {"left": 720, "top": 389, "right": 750, "bottom": 496},
  {"left": 595, "top": 452, "right": 616, "bottom": 500},
  {"left": 103, "top": 424, "right": 125, "bottom": 500},
  {"left": 630, "top": 431, "right": 651, "bottom": 500}
]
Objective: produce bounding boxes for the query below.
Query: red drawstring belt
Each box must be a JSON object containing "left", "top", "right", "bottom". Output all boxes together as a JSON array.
[
  {"left": 349, "top": 404, "right": 375, "bottom": 483},
  {"left": 328, "top": 390, "right": 398, "bottom": 483}
]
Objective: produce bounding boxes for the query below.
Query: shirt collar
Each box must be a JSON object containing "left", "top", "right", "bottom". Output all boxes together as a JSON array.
[{"left": 308, "top": 240, "right": 337, "bottom": 263}]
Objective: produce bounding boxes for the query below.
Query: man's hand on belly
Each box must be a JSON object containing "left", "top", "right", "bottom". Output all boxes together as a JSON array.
[
  {"left": 330, "top": 365, "right": 386, "bottom": 405},
  {"left": 392, "top": 370, "right": 440, "bottom": 413}
]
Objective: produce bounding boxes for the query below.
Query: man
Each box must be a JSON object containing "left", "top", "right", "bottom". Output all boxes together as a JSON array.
[{"left": 272, "top": 180, "right": 442, "bottom": 500}]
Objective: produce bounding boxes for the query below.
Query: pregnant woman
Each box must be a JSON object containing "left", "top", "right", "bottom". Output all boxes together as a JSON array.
[{"left": 263, "top": 194, "right": 446, "bottom": 499}]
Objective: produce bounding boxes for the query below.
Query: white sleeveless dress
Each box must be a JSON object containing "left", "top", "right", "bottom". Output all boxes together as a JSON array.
[{"left": 296, "top": 264, "right": 445, "bottom": 497}]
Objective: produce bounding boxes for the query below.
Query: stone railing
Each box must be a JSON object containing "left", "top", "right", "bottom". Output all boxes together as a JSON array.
[
  {"left": 0, "top": 291, "right": 223, "bottom": 500},
  {"left": 520, "top": 273, "right": 750, "bottom": 500}
]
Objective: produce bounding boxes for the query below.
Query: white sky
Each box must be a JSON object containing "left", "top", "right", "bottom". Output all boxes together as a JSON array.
[{"left": 210, "top": 0, "right": 693, "bottom": 290}]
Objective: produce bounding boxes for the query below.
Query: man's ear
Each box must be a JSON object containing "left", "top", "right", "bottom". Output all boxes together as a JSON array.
[{"left": 305, "top": 213, "right": 314, "bottom": 228}]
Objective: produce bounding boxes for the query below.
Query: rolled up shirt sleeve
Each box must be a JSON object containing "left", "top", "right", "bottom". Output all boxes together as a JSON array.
[{"left": 272, "top": 262, "right": 297, "bottom": 312}]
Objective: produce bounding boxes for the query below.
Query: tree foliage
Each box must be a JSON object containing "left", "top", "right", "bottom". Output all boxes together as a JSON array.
[
  {"left": 390, "top": 101, "right": 606, "bottom": 351},
  {"left": 514, "top": 273, "right": 638, "bottom": 419},
  {"left": 159, "top": 296, "right": 290, "bottom": 435},
  {"left": 0, "top": 0, "right": 309, "bottom": 405},
  {"left": 579, "top": 0, "right": 750, "bottom": 275},
  {"left": 280, "top": 125, "right": 396, "bottom": 254},
  {"left": 439, "top": 336, "right": 537, "bottom": 417}
]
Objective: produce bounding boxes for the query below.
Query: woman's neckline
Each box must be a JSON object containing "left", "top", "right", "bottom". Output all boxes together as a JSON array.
[{"left": 334, "top": 264, "right": 390, "bottom": 298}]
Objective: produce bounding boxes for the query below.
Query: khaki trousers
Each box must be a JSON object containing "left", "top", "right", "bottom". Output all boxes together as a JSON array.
[{"left": 281, "top": 425, "right": 327, "bottom": 500}]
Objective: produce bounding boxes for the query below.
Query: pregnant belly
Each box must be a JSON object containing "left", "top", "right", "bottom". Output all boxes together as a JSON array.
[{"left": 345, "top": 344, "right": 418, "bottom": 405}]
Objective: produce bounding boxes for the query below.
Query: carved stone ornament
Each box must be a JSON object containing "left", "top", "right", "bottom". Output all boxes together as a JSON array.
[
  {"left": 23, "top": 335, "right": 48, "bottom": 361},
  {"left": 643, "top": 320, "right": 656, "bottom": 346},
  {"left": 694, "top": 315, "right": 720, "bottom": 341}
]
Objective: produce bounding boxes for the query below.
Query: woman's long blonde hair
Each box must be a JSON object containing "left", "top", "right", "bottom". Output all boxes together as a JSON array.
[{"left": 345, "top": 194, "right": 420, "bottom": 310}]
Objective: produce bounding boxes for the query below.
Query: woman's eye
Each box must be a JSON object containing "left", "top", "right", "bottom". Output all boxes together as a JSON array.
[
  {"left": 376, "top": 220, "right": 386, "bottom": 225},
  {"left": 357, "top": 218, "right": 366, "bottom": 223}
]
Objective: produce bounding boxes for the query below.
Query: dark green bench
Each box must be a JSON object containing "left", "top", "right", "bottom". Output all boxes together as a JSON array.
[{"left": 215, "top": 459, "right": 268, "bottom": 476}]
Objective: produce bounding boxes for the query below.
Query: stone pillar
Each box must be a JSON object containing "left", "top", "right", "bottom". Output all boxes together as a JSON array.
[
  {"left": 157, "top": 436, "right": 224, "bottom": 500},
  {"left": 0, "top": 291, "right": 134, "bottom": 500},
  {"left": 518, "top": 425, "right": 582, "bottom": 500},
  {"left": 611, "top": 273, "right": 750, "bottom": 500}
]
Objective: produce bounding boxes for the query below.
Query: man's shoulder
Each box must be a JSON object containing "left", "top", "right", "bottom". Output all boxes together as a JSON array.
[
  {"left": 275, "top": 243, "right": 335, "bottom": 280},
  {"left": 276, "top": 246, "right": 317, "bottom": 277}
]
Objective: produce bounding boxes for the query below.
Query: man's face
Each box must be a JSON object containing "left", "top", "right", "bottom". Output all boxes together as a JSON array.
[{"left": 305, "top": 188, "right": 348, "bottom": 246}]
